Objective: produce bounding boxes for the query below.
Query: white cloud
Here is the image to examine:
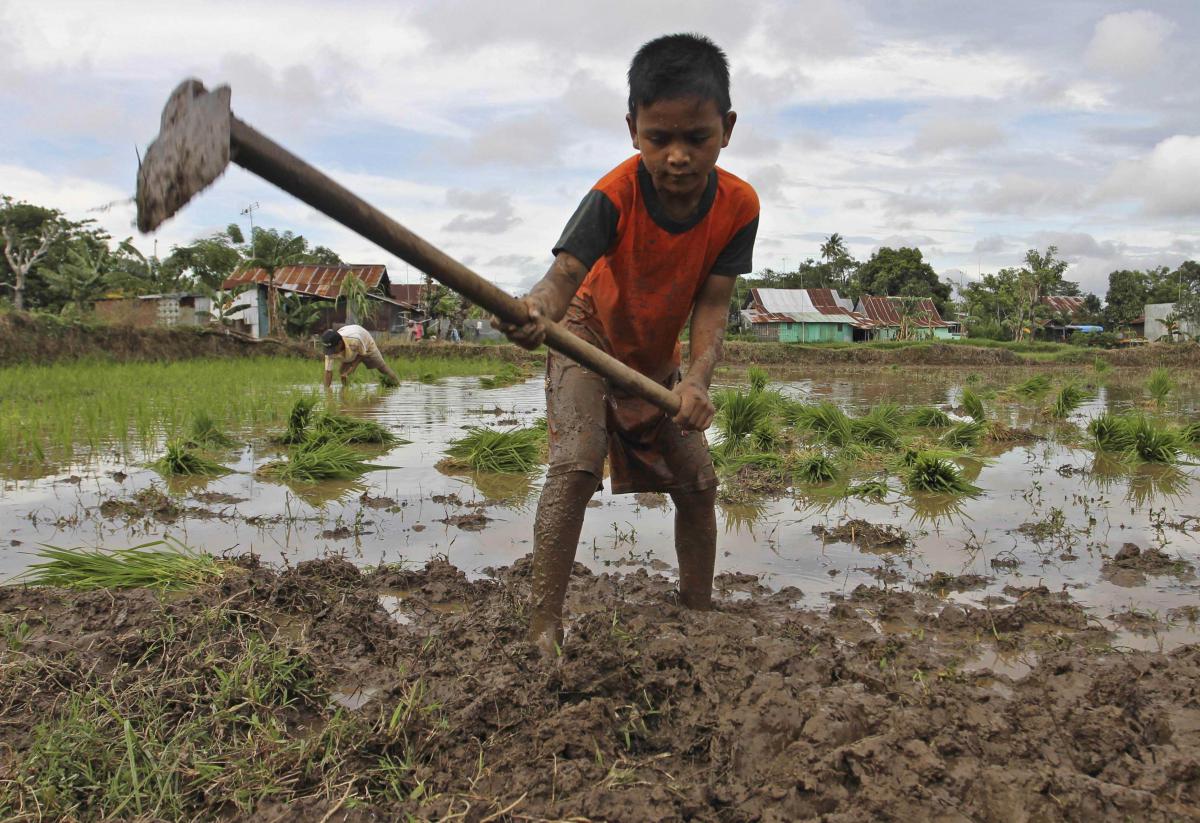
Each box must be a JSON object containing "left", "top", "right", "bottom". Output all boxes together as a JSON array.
[
  {"left": 1085, "top": 10, "right": 1175, "bottom": 77},
  {"left": 1098, "top": 135, "right": 1200, "bottom": 217},
  {"left": 911, "top": 117, "right": 1005, "bottom": 155}
]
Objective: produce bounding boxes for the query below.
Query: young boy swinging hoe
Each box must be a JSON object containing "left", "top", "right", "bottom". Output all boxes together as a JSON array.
[{"left": 495, "top": 33, "right": 759, "bottom": 652}]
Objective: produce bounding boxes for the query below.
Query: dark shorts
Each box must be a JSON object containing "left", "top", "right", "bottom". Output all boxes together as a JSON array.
[{"left": 545, "top": 303, "right": 716, "bottom": 495}]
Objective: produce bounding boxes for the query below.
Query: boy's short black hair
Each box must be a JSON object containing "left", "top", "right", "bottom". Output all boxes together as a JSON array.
[{"left": 627, "top": 33, "right": 731, "bottom": 117}]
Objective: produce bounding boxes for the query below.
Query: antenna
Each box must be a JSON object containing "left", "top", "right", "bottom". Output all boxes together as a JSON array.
[{"left": 240, "top": 201, "right": 260, "bottom": 240}]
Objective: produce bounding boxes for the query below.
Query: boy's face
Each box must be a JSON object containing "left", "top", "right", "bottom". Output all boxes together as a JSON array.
[{"left": 627, "top": 96, "right": 736, "bottom": 202}]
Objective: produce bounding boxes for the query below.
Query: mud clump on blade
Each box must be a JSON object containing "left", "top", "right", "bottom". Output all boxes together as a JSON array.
[{"left": 136, "top": 80, "right": 232, "bottom": 233}]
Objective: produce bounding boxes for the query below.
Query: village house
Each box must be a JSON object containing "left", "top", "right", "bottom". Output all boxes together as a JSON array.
[
  {"left": 221, "top": 264, "right": 420, "bottom": 339},
  {"left": 1038, "top": 295, "right": 1102, "bottom": 340},
  {"left": 854, "top": 296, "right": 957, "bottom": 340},
  {"left": 93, "top": 293, "right": 213, "bottom": 328},
  {"left": 1144, "top": 303, "right": 1198, "bottom": 342},
  {"left": 740, "top": 288, "right": 875, "bottom": 342}
]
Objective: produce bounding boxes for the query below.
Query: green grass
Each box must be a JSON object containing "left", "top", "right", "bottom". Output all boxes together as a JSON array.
[
  {"left": 17, "top": 538, "right": 224, "bottom": 591},
  {"left": 1184, "top": 420, "right": 1200, "bottom": 445},
  {"left": 151, "top": 441, "right": 231, "bottom": 477},
  {"left": 258, "top": 440, "right": 385, "bottom": 481},
  {"left": 903, "top": 454, "right": 980, "bottom": 495},
  {"left": 960, "top": 387, "right": 986, "bottom": 422},
  {"left": 443, "top": 426, "right": 545, "bottom": 473},
  {"left": 1093, "top": 356, "right": 1111, "bottom": 374},
  {"left": 1147, "top": 367, "right": 1174, "bottom": 408},
  {"left": 0, "top": 356, "right": 508, "bottom": 470}
]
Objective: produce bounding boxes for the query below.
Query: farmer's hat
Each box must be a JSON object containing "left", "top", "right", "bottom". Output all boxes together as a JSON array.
[{"left": 320, "top": 329, "right": 343, "bottom": 354}]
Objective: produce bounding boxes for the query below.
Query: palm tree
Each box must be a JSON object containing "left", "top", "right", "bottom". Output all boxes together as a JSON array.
[
  {"left": 820, "top": 233, "right": 846, "bottom": 263},
  {"left": 244, "top": 229, "right": 307, "bottom": 339}
]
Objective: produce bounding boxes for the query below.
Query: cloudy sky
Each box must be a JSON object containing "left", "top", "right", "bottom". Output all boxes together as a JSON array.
[{"left": 3, "top": 0, "right": 1198, "bottom": 296}]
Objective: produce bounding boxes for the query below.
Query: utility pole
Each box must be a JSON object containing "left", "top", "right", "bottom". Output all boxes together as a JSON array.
[{"left": 240, "top": 201, "right": 259, "bottom": 246}]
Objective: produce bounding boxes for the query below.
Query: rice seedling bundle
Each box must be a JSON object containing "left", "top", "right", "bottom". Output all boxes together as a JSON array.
[
  {"left": 258, "top": 440, "right": 383, "bottom": 481},
  {"left": 310, "top": 412, "right": 400, "bottom": 445},
  {"left": 715, "top": 390, "right": 775, "bottom": 450},
  {"left": 1093, "top": 357, "right": 1111, "bottom": 374},
  {"left": 1088, "top": 412, "right": 1182, "bottom": 464},
  {"left": 714, "top": 450, "right": 785, "bottom": 473},
  {"left": 903, "top": 454, "right": 980, "bottom": 495},
  {"left": 847, "top": 477, "right": 889, "bottom": 501},
  {"left": 941, "top": 420, "right": 985, "bottom": 450},
  {"left": 479, "top": 363, "right": 527, "bottom": 389},
  {"left": 960, "top": 387, "right": 986, "bottom": 423},
  {"left": 152, "top": 441, "right": 230, "bottom": 477},
  {"left": 281, "top": 396, "right": 318, "bottom": 444},
  {"left": 747, "top": 366, "right": 770, "bottom": 394},
  {"left": 794, "top": 452, "right": 838, "bottom": 484},
  {"left": 444, "top": 426, "right": 544, "bottom": 473},
  {"left": 1147, "top": 367, "right": 1174, "bottom": 408},
  {"left": 850, "top": 407, "right": 902, "bottom": 449},
  {"left": 1183, "top": 420, "right": 1200, "bottom": 445},
  {"left": 795, "top": 402, "right": 855, "bottom": 447},
  {"left": 20, "top": 537, "right": 223, "bottom": 591},
  {"left": 751, "top": 419, "right": 784, "bottom": 452},
  {"left": 1046, "top": 383, "right": 1093, "bottom": 420},
  {"left": 1129, "top": 415, "right": 1182, "bottom": 464},
  {"left": 188, "top": 410, "right": 236, "bottom": 448},
  {"left": 1089, "top": 412, "right": 1137, "bottom": 453},
  {"left": 906, "top": 406, "right": 952, "bottom": 428},
  {"left": 1013, "top": 374, "right": 1052, "bottom": 398}
]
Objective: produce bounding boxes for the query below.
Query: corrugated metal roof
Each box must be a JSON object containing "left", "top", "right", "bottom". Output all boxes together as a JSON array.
[
  {"left": 389, "top": 283, "right": 428, "bottom": 306},
  {"left": 223, "top": 264, "right": 388, "bottom": 298},
  {"left": 855, "top": 296, "right": 950, "bottom": 328},
  {"left": 743, "top": 288, "right": 875, "bottom": 328},
  {"left": 1041, "top": 295, "right": 1086, "bottom": 315}
]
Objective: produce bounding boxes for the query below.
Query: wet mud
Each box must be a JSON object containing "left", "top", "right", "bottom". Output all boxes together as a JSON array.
[{"left": 3, "top": 557, "right": 1199, "bottom": 821}]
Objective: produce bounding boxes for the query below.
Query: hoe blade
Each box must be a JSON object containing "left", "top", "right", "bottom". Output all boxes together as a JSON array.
[{"left": 136, "top": 79, "right": 232, "bottom": 233}]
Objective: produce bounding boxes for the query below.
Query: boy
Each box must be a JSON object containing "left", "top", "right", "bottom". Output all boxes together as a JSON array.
[
  {"left": 495, "top": 33, "right": 758, "bottom": 651},
  {"left": 321, "top": 324, "right": 400, "bottom": 388}
]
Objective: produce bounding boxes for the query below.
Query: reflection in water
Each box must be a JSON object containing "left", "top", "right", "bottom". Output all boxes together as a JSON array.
[
  {"left": 907, "top": 493, "right": 973, "bottom": 526},
  {"left": 719, "top": 500, "right": 768, "bottom": 536},
  {"left": 265, "top": 478, "right": 369, "bottom": 508},
  {"left": 1127, "top": 465, "right": 1192, "bottom": 508},
  {"left": 436, "top": 464, "right": 540, "bottom": 510}
]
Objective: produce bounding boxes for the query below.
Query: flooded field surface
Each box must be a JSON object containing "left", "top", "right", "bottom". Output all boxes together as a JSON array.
[{"left": 3, "top": 363, "right": 1198, "bottom": 653}]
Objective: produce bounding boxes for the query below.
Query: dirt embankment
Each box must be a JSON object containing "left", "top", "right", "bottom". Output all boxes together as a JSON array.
[
  {"left": 2, "top": 556, "right": 1197, "bottom": 821},
  {"left": 0, "top": 311, "right": 309, "bottom": 365}
]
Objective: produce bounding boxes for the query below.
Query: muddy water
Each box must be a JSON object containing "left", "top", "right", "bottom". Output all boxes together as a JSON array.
[{"left": 2, "top": 367, "right": 1198, "bottom": 652}]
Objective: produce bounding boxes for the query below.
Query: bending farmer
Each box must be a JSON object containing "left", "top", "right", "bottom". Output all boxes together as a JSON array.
[
  {"left": 321, "top": 324, "right": 399, "bottom": 388},
  {"left": 494, "top": 34, "right": 758, "bottom": 652}
]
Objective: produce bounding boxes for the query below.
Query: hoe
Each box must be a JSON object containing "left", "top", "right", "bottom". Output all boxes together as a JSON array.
[{"left": 136, "top": 79, "right": 681, "bottom": 414}]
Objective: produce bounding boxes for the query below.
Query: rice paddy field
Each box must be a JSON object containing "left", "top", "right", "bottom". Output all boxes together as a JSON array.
[{"left": 3, "top": 352, "right": 1200, "bottom": 820}]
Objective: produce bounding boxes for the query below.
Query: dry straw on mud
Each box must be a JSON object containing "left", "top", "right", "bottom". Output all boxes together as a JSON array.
[
  {"left": 18, "top": 537, "right": 223, "bottom": 591},
  {"left": 152, "top": 441, "right": 231, "bottom": 477},
  {"left": 443, "top": 426, "right": 544, "bottom": 474}
]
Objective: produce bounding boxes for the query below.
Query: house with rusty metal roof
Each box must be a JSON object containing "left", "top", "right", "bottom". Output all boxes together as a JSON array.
[
  {"left": 740, "top": 288, "right": 876, "bottom": 342},
  {"left": 854, "top": 296, "right": 957, "bottom": 340},
  {"left": 1037, "top": 295, "right": 1104, "bottom": 339},
  {"left": 222, "top": 264, "right": 418, "bottom": 338}
]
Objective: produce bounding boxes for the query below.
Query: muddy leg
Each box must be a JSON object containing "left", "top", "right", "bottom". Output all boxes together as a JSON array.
[
  {"left": 669, "top": 486, "right": 717, "bottom": 609},
  {"left": 529, "top": 470, "right": 596, "bottom": 652}
]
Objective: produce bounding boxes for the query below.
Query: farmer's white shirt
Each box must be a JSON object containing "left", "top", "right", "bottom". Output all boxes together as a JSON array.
[{"left": 323, "top": 324, "right": 380, "bottom": 371}]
